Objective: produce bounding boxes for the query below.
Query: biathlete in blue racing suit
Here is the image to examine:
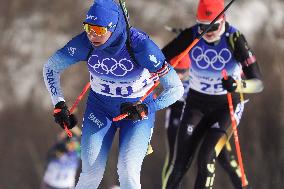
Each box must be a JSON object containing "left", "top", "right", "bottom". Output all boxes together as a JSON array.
[{"left": 43, "top": 0, "right": 183, "bottom": 189}]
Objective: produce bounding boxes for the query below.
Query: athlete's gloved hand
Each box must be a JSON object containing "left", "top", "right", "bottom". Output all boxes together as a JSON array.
[
  {"left": 222, "top": 76, "right": 237, "bottom": 92},
  {"left": 53, "top": 101, "right": 77, "bottom": 129},
  {"left": 120, "top": 102, "right": 148, "bottom": 121}
]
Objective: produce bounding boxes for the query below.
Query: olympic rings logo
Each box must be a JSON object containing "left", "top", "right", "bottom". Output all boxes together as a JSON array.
[
  {"left": 191, "top": 46, "right": 232, "bottom": 70},
  {"left": 88, "top": 55, "right": 134, "bottom": 77}
]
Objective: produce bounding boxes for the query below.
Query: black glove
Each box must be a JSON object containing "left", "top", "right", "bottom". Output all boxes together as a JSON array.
[
  {"left": 53, "top": 101, "right": 77, "bottom": 129},
  {"left": 120, "top": 102, "right": 148, "bottom": 121},
  {"left": 222, "top": 76, "right": 237, "bottom": 92}
]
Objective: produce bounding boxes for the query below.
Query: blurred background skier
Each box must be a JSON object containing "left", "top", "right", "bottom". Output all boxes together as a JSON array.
[
  {"left": 161, "top": 0, "right": 263, "bottom": 188},
  {"left": 41, "top": 129, "right": 81, "bottom": 189}
]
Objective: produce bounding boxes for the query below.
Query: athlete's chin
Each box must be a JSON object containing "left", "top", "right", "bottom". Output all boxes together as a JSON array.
[
  {"left": 203, "top": 36, "right": 219, "bottom": 43},
  {"left": 92, "top": 42, "right": 103, "bottom": 46},
  {"left": 204, "top": 34, "right": 215, "bottom": 40}
]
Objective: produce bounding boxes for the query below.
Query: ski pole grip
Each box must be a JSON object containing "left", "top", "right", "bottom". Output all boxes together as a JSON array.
[
  {"left": 54, "top": 108, "right": 62, "bottom": 114},
  {"left": 222, "top": 69, "right": 228, "bottom": 80},
  {"left": 113, "top": 113, "right": 129, "bottom": 122}
]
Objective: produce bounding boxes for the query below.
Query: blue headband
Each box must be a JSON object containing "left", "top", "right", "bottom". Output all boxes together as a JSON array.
[{"left": 85, "top": 0, "right": 119, "bottom": 32}]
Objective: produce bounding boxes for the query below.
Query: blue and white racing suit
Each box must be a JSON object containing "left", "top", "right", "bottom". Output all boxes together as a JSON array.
[{"left": 43, "top": 26, "right": 183, "bottom": 189}]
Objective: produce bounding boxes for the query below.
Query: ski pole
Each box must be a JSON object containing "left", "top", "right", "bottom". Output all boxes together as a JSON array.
[
  {"left": 222, "top": 69, "right": 247, "bottom": 187},
  {"left": 69, "top": 82, "right": 91, "bottom": 113},
  {"left": 113, "top": 0, "right": 236, "bottom": 122},
  {"left": 60, "top": 82, "right": 91, "bottom": 137}
]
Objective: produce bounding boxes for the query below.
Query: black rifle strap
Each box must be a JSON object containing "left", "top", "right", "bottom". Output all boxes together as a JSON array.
[{"left": 119, "top": 0, "right": 139, "bottom": 65}]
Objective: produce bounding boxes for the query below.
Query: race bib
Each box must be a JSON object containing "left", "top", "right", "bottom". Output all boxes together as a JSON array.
[{"left": 90, "top": 69, "right": 154, "bottom": 98}]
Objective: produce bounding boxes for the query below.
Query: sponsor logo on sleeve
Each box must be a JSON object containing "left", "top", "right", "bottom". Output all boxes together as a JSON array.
[
  {"left": 149, "top": 55, "right": 162, "bottom": 68},
  {"left": 68, "top": 47, "right": 76, "bottom": 56},
  {"left": 45, "top": 69, "right": 57, "bottom": 95}
]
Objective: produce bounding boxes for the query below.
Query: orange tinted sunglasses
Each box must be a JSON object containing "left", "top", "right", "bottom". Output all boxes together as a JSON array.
[{"left": 83, "top": 23, "right": 109, "bottom": 36}]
